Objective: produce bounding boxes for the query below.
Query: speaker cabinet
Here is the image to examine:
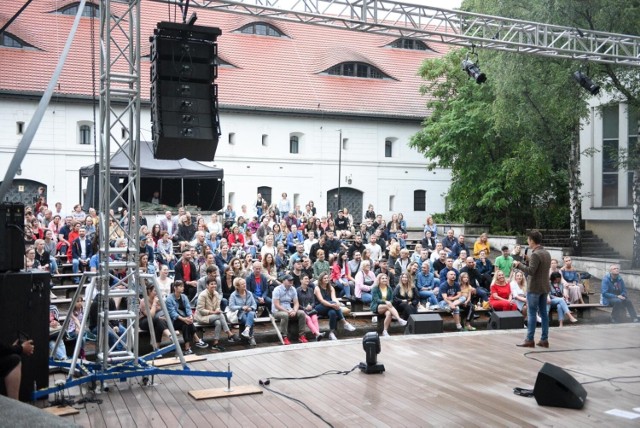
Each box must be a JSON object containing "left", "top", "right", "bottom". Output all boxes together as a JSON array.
[
  {"left": 488, "top": 310, "right": 524, "bottom": 330},
  {"left": 0, "top": 203, "right": 25, "bottom": 272},
  {"left": 150, "top": 22, "right": 222, "bottom": 161},
  {"left": 405, "top": 313, "right": 443, "bottom": 334},
  {"left": 534, "top": 363, "right": 587, "bottom": 409},
  {"left": 0, "top": 272, "right": 50, "bottom": 401}
]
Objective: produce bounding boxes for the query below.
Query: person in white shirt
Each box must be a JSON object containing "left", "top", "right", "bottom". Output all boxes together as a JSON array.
[
  {"left": 207, "top": 213, "right": 223, "bottom": 239},
  {"left": 365, "top": 235, "right": 382, "bottom": 267}
]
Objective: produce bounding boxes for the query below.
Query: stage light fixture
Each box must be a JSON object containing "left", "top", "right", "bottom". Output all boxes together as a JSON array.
[
  {"left": 359, "top": 332, "right": 385, "bottom": 374},
  {"left": 573, "top": 71, "right": 600, "bottom": 95},
  {"left": 462, "top": 59, "right": 487, "bottom": 84}
]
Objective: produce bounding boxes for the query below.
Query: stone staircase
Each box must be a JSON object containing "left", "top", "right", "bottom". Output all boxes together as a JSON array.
[{"left": 536, "top": 229, "right": 622, "bottom": 259}]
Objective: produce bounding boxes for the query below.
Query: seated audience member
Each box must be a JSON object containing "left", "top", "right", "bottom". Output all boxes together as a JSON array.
[
  {"left": 215, "top": 243, "right": 233, "bottom": 274},
  {"left": 475, "top": 250, "right": 494, "bottom": 289},
  {"left": 286, "top": 224, "right": 304, "bottom": 254},
  {"left": 297, "top": 274, "right": 324, "bottom": 341},
  {"left": 392, "top": 273, "right": 419, "bottom": 321},
  {"left": 393, "top": 248, "right": 411, "bottom": 279},
  {"left": 139, "top": 283, "right": 170, "bottom": 344},
  {"left": 432, "top": 250, "right": 447, "bottom": 280},
  {"left": 441, "top": 229, "right": 456, "bottom": 253},
  {"left": 354, "top": 260, "right": 376, "bottom": 304},
  {"left": 473, "top": 233, "right": 491, "bottom": 258},
  {"left": 365, "top": 235, "right": 382, "bottom": 268},
  {"left": 157, "top": 232, "right": 177, "bottom": 269},
  {"left": 460, "top": 256, "right": 489, "bottom": 302},
  {"left": 314, "top": 273, "right": 356, "bottom": 340},
  {"left": 548, "top": 272, "right": 578, "bottom": 327},
  {"left": 511, "top": 244, "right": 524, "bottom": 264},
  {"left": 33, "top": 239, "right": 52, "bottom": 273},
  {"left": 458, "top": 272, "right": 476, "bottom": 331},
  {"left": 275, "top": 244, "right": 289, "bottom": 273},
  {"left": 71, "top": 227, "right": 93, "bottom": 282},
  {"left": 48, "top": 305, "right": 68, "bottom": 361},
  {"left": 375, "top": 258, "right": 396, "bottom": 289},
  {"left": 489, "top": 270, "right": 518, "bottom": 311},
  {"left": 439, "top": 257, "right": 459, "bottom": 281},
  {"left": 371, "top": 273, "right": 406, "bottom": 337},
  {"left": 272, "top": 275, "right": 307, "bottom": 345},
  {"left": 331, "top": 251, "right": 354, "bottom": 298},
  {"left": 348, "top": 251, "right": 363, "bottom": 277},
  {"left": 420, "top": 231, "right": 437, "bottom": 257},
  {"left": 429, "top": 243, "right": 444, "bottom": 263},
  {"left": 261, "top": 234, "right": 277, "bottom": 260},
  {"left": 88, "top": 293, "right": 125, "bottom": 352},
  {"left": 313, "top": 249, "right": 331, "bottom": 280},
  {"left": 195, "top": 278, "right": 238, "bottom": 351},
  {"left": 176, "top": 213, "right": 196, "bottom": 251},
  {"left": 438, "top": 270, "right": 464, "bottom": 331},
  {"left": 449, "top": 234, "right": 468, "bottom": 260},
  {"left": 195, "top": 265, "right": 224, "bottom": 306},
  {"left": 560, "top": 256, "right": 585, "bottom": 304},
  {"left": 246, "top": 261, "right": 272, "bottom": 313},
  {"left": 387, "top": 242, "right": 401, "bottom": 270},
  {"left": 510, "top": 270, "right": 528, "bottom": 318},
  {"left": 410, "top": 244, "right": 424, "bottom": 264},
  {"left": 424, "top": 215, "right": 438, "bottom": 240},
  {"left": 174, "top": 249, "right": 199, "bottom": 301},
  {"left": 156, "top": 264, "right": 173, "bottom": 298},
  {"left": 0, "top": 338, "right": 34, "bottom": 400},
  {"left": 452, "top": 249, "right": 468, "bottom": 272},
  {"left": 601, "top": 264, "right": 639, "bottom": 323},
  {"left": 229, "top": 278, "right": 257, "bottom": 347},
  {"left": 416, "top": 261, "right": 439, "bottom": 308},
  {"left": 494, "top": 246, "right": 514, "bottom": 280},
  {"left": 291, "top": 243, "right": 307, "bottom": 267},
  {"left": 261, "top": 253, "right": 280, "bottom": 287},
  {"left": 223, "top": 257, "right": 246, "bottom": 301},
  {"left": 335, "top": 209, "right": 352, "bottom": 239},
  {"left": 166, "top": 281, "right": 208, "bottom": 355}
]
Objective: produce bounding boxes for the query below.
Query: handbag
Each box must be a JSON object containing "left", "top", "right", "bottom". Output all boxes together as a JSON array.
[{"left": 224, "top": 306, "right": 239, "bottom": 324}]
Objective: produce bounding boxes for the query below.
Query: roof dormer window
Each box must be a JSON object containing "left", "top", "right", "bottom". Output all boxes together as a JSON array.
[
  {"left": 1, "top": 32, "right": 32, "bottom": 49},
  {"left": 57, "top": 2, "right": 99, "bottom": 17},
  {"left": 389, "top": 38, "right": 431, "bottom": 51},
  {"left": 237, "top": 22, "right": 285, "bottom": 37},
  {"left": 324, "top": 62, "right": 390, "bottom": 79}
]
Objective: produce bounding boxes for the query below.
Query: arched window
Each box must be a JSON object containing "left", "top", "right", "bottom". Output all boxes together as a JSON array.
[
  {"left": 79, "top": 124, "right": 92, "bottom": 145},
  {"left": 324, "top": 62, "right": 390, "bottom": 79},
  {"left": 57, "top": 2, "right": 99, "bottom": 17},
  {"left": 389, "top": 38, "right": 430, "bottom": 51},
  {"left": 414, "top": 190, "right": 426, "bottom": 212},
  {"left": 238, "top": 22, "right": 285, "bottom": 37},
  {"left": 1, "top": 33, "right": 31, "bottom": 48}
]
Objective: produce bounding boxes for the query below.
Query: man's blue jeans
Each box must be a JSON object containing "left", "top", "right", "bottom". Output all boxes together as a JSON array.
[{"left": 526, "top": 292, "right": 549, "bottom": 341}]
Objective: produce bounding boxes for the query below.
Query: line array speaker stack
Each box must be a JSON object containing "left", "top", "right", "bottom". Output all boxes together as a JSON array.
[
  {"left": 0, "top": 203, "right": 25, "bottom": 272},
  {"left": 150, "top": 22, "right": 222, "bottom": 161}
]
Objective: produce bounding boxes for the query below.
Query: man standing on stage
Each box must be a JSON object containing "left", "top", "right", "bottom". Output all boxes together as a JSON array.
[{"left": 513, "top": 230, "right": 551, "bottom": 348}]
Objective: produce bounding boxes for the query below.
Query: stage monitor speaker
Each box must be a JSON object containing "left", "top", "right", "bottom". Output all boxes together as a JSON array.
[
  {"left": 0, "top": 272, "right": 50, "bottom": 401},
  {"left": 534, "top": 363, "right": 587, "bottom": 409},
  {"left": 0, "top": 203, "right": 25, "bottom": 272},
  {"left": 150, "top": 22, "right": 222, "bottom": 161},
  {"left": 488, "top": 310, "right": 523, "bottom": 330},
  {"left": 405, "top": 313, "right": 443, "bottom": 334}
]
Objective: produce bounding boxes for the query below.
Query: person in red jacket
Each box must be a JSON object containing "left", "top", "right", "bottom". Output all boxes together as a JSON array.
[{"left": 489, "top": 270, "right": 518, "bottom": 311}]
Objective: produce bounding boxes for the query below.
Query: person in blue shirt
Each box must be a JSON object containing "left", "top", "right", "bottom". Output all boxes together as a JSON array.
[
  {"left": 166, "top": 281, "right": 208, "bottom": 355},
  {"left": 601, "top": 264, "right": 639, "bottom": 323},
  {"left": 438, "top": 270, "right": 463, "bottom": 330},
  {"left": 416, "top": 261, "right": 438, "bottom": 307}
]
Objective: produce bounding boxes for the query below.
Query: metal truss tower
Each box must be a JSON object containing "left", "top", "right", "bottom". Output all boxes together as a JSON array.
[{"left": 97, "top": 0, "right": 143, "bottom": 369}]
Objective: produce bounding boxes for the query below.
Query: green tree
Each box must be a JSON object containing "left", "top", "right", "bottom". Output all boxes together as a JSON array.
[{"left": 410, "top": 49, "right": 564, "bottom": 232}]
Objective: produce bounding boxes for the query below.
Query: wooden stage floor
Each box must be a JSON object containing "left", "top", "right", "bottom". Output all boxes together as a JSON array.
[{"left": 49, "top": 323, "right": 640, "bottom": 427}]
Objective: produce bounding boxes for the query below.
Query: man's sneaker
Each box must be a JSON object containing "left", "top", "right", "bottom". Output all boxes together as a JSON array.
[
  {"left": 315, "top": 332, "right": 324, "bottom": 342},
  {"left": 430, "top": 305, "right": 440, "bottom": 311},
  {"left": 397, "top": 318, "right": 407, "bottom": 326},
  {"left": 249, "top": 337, "right": 257, "bottom": 347},
  {"left": 343, "top": 322, "right": 356, "bottom": 332},
  {"left": 183, "top": 348, "right": 193, "bottom": 355},
  {"left": 241, "top": 327, "right": 251, "bottom": 338},
  {"left": 227, "top": 334, "right": 240, "bottom": 343},
  {"left": 211, "top": 344, "right": 225, "bottom": 352},
  {"left": 329, "top": 332, "right": 338, "bottom": 341},
  {"left": 298, "top": 335, "right": 308, "bottom": 343},
  {"left": 282, "top": 337, "right": 291, "bottom": 345},
  {"left": 195, "top": 340, "right": 208, "bottom": 348},
  {"left": 382, "top": 330, "right": 390, "bottom": 337}
]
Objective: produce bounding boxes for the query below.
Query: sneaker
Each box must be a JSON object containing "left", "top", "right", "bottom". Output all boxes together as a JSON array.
[
  {"left": 183, "top": 348, "right": 193, "bottom": 355},
  {"left": 298, "top": 335, "right": 308, "bottom": 343},
  {"left": 343, "top": 322, "right": 356, "bottom": 332},
  {"left": 249, "top": 337, "right": 257, "bottom": 347},
  {"left": 429, "top": 305, "right": 440, "bottom": 311},
  {"left": 282, "top": 337, "right": 291, "bottom": 345},
  {"left": 456, "top": 324, "right": 463, "bottom": 331},
  {"left": 465, "top": 325, "right": 477, "bottom": 331},
  {"left": 241, "top": 326, "right": 251, "bottom": 338},
  {"left": 195, "top": 340, "right": 208, "bottom": 348},
  {"left": 329, "top": 332, "right": 338, "bottom": 341},
  {"left": 211, "top": 344, "right": 225, "bottom": 352},
  {"left": 382, "top": 330, "right": 390, "bottom": 337},
  {"left": 227, "top": 334, "right": 240, "bottom": 343},
  {"left": 444, "top": 306, "right": 453, "bottom": 313},
  {"left": 397, "top": 318, "right": 407, "bottom": 326},
  {"left": 315, "top": 332, "right": 324, "bottom": 342}
]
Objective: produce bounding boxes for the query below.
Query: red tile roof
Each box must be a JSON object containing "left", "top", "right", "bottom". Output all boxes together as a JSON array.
[{"left": 0, "top": 1, "right": 447, "bottom": 118}]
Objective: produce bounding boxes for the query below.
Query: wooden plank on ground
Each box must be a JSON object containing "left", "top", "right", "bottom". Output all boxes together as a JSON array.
[
  {"left": 152, "top": 354, "right": 206, "bottom": 367},
  {"left": 43, "top": 405, "right": 80, "bottom": 417},
  {"left": 188, "top": 384, "right": 263, "bottom": 400}
]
